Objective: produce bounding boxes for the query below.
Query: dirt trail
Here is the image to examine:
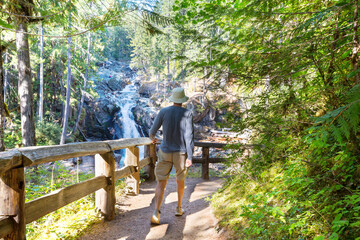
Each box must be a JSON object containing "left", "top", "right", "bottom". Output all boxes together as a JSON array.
[{"left": 80, "top": 177, "right": 226, "bottom": 240}]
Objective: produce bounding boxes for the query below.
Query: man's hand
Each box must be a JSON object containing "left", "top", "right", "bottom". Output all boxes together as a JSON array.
[
  {"left": 150, "top": 135, "right": 159, "bottom": 144},
  {"left": 185, "top": 159, "right": 192, "bottom": 168}
]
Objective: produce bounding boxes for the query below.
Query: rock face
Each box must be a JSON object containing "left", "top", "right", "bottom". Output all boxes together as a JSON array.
[
  {"left": 132, "top": 104, "right": 156, "bottom": 136},
  {"left": 84, "top": 97, "right": 120, "bottom": 139},
  {"left": 95, "top": 61, "right": 134, "bottom": 97},
  {"left": 130, "top": 79, "right": 159, "bottom": 136},
  {"left": 138, "top": 81, "right": 158, "bottom": 98}
]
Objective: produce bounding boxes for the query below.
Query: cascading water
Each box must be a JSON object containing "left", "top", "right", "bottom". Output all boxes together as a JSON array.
[{"left": 104, "top": 78, "right": 145, "bottom": 166}]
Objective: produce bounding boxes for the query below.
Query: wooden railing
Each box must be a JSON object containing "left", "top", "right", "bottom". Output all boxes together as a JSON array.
[
  {"left": 0, "top": 138, "right": 236, "bottom": 240},
  {"left": 193, "top": 141, "right": 228, "bottom": 179}
]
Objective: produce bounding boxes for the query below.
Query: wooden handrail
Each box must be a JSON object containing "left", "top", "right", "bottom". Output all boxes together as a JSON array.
[
  {"left": 0, "top": 137, "right": 235, "bottom": 239},
  {"left": 192, "top": 157, "right": 226, "bottom": 164},
  {"left": 194, "top": 141, "right": 261, "bottom": 149},
  {"left": 105, "top": 138, "right": 152, "bottom": 151},
  {"left": 114, "top": 165, "right": 137, "bottom": 181},
  {"left": 195, "top": 141, "right": 228, "bottom": 148},
  {"left": 0, "top": 149, "right": 23, "bottom": 175},
  {"left": 25, "top": 175, "right": 108, "bottom": 224},
  {"left": 139, "top": 157, "right": 151, "bottom": 169},
  {"left": 0, "top": 138, "right": 153, "bottom": 174}
]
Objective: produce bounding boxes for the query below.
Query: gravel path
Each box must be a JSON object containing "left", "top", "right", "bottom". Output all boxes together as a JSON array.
[{"left": 80, "top": 177, "right": 227, "bottom": 240}]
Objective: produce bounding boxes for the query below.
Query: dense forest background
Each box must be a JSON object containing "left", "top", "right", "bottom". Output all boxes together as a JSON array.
[{"left": 1, "top": 0, "right": 360, "bottom": 239}]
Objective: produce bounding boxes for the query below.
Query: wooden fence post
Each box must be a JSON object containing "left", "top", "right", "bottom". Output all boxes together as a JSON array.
[
  {"left": 202, "top": 147, "right": 210, "bottom": 180},
  {"left": 0, "top": 168, "right": 26, "bottom": 240},
  {"left": 143, "top": 145, "right": 156, "bottom": 181},
  {"left": 149, "top": 144, "right": 157, "bottom": 181},
  {"left": 125, "top": 146, "right": 140, "bottom": 195},
  {"left": 95, "top": 152, "right": 116, "bottom": 221}
]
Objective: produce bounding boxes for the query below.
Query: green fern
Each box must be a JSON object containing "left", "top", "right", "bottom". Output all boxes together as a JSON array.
[{"left": 310, "top": 83, "right": 360, "bottom": 144}]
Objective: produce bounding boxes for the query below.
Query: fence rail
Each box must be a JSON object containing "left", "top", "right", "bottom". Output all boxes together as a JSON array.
[{"left": 0, "top": 137, "right": 250, "bottom": 239}]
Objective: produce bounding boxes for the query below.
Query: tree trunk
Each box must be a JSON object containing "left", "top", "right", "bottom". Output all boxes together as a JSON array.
[
  {"left": 60, "top": 2, "right": 72, "bottom": 145},
  {"left": 72, "top": 32, "right": 91, "bottom": 134},
  {"left": 264, "top": 75, "right": 270, "bottom": 107},
  {"left": 193, "top": 76, "right": 196, "bottom": 92},
  {"left": 352, "top": 0, "right": 359, "bottom": 83},
  {"left": 172, "top": 58, "right": 176, "bottom": 87},
  {"left": 156, "top": 73, "right": 159, "bottom": 92},
  {"left": 203, "top": 67, "right": 207, "bottom": 93},
  {"left": 4, "top": 49, "right": 8, "bottom": 104},
  {"left": 60, "top": 59, "right": 65, "bottom": 121},
  {"left": 38, "top": 22, "right": 44, "bottom": 122},
  {"left": 180, "top": 45, "right": 186, "bottom": 83},
  {"left": 17, "top": 22, "right": 36, "bottom": 147},
  {"left": 167, "top": 53, "right": 170, "bottom": 85},
  {"left": 0, "top": 42, "right": 5, "bottom": 151}
]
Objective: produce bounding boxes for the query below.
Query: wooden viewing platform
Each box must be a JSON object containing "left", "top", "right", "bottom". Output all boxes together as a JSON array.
[{"left": 0, "top": 137, "right": 254, "bottom": 239}]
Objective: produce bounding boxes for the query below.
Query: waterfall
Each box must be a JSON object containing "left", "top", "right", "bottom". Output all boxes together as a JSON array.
[{"left": 105, "top": 78, "right": 144, "bottom": 166}]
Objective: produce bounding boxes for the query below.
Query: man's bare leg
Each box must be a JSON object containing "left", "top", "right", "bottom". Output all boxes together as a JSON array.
[
  {"left": 151, "top": 180, "right": 167, "bottom": 224},
  {"left": 175, "top": 178, "right": 185, "bottom": 216},
  {"left": 176, "top": 178, "right": 185, "bottom": 208},
  {"left": 155, "top": 180, "right": 167, "bottom": 211}
]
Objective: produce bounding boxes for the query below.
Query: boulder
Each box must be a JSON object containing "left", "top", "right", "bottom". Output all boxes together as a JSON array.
[
  {"left": 83, "top": 97, "right": 120, "bottom": 139},
  {"left": 138, "top": 81, "right": 158, "bottom": 98},
  {"left": 132, "top": 105, "right": 157, "bottom": 136}
]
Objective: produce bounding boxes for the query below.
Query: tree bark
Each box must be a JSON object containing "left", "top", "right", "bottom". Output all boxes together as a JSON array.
[
  {"left": 0, "top": 42, "right": 5, "bottom": 151},
  {"left": 352, "top": 0, "right": 359, "bottom": 83},
  {"left": 60, "top": 59, "right": 65, "bottom": 121},
  {"left": 180, "top": 45, "right": 186, "bottom": 83},
  {"left": 4, "top": 49, "right": 8, "bottom": 104},
  {"left": 167, "top": 53, "right": 170, "bottom": 87},
  {"left": 60, "top": 0, "right": 72, "bottom": 144},
  {"left": 16, "top": 22, "right": 36, "bottom": 147},
  {"left": 38, "top": 22, "right": 44, "bottom": 122},
  {"left": 72, "top": 32, "right": 91, "bottom": 134},
  {"left": 172, "top": 58, "right": 176, "bottom": 87}
]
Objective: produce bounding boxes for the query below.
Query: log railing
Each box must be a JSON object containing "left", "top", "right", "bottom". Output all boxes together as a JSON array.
[
  {"left": 0, "top": 138, "right": 155, "bottom": 240},
  {"left": 193, "top": 141, "right": 228, "bottom": 180},
  {"left": 0, "top": 138, "right": 241, "bottom": 239}
]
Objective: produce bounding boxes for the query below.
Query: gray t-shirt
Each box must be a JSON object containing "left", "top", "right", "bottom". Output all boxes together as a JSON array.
[{"left": 149, "top": 105, "right": 194, "bottom": 160}]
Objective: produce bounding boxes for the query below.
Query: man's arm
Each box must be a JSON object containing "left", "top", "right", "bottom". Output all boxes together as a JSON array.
[
  {"left": 149, "top": 110, "right": 163, "bottom": 143},
  {"left": 184, "top": 111, "right": 194, "bottom": 167}
]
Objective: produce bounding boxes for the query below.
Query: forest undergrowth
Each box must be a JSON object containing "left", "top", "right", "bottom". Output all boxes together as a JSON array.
[
  {"left": 24, "top": 162, "right": 128, "bottom": 240},
  {"left": 25, "top": 164, "right": 99, "bottom": 240},
  {"left": 209, "top": 86, "right": 360, "bottom": 239},
  {"left": 167, "top": 0, "right": 360, "bottom": 239}
]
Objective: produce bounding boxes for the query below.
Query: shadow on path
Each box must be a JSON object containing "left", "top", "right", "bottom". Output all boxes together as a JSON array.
[{"left": 79, "top": 177, "right": 224, "bottom": 240}]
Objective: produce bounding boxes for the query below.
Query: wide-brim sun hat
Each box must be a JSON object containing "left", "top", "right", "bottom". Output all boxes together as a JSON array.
[{"left": 169, "top": 87, "right": 189, "bottom": 103}]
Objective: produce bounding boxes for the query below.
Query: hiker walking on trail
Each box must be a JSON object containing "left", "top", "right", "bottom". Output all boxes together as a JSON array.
[{"left": 149, "top": 87, "right": 194, "bottom": 225}]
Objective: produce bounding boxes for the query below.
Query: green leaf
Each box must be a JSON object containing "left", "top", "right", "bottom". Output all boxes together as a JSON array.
[
  {"left": 0, "top": 19, "right": 13, "bottom": 29},
  {"left": 347, "top": 68, "right": 360, "bottom": 79}
]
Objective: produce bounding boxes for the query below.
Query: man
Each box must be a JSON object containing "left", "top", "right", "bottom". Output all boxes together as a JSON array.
[{"left": 149, "top": 87, "right": 194, "bottom": 225}]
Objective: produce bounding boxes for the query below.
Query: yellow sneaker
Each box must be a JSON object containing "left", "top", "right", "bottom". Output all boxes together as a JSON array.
[
  {"left": 175, "top": 207, "right": 184, "bottom": 216},
  {"left": 151, "top": 210, "right": 161, "bottom": 224}
]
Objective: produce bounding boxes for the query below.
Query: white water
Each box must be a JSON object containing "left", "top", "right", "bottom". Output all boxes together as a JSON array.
[{"left": 105, "top": 81, "right": 145, "bottom": 166}]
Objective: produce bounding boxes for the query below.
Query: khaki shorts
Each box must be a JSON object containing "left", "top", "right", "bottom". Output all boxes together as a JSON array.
[{"left": 155, "top": 149, "right": 187, "bottom": 181}]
